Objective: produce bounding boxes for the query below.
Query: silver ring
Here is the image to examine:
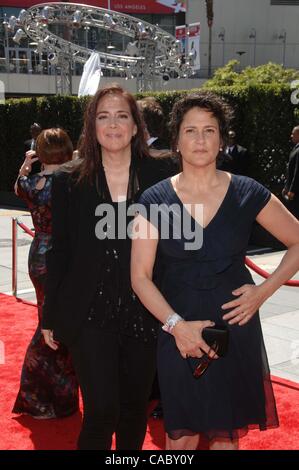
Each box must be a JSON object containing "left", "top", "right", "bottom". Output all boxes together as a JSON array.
[{"left": 25, "top": 166, "right": 30, "bottom": 171}]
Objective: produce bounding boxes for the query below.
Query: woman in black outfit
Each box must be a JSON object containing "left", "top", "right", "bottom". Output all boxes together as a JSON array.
[
  {"left": 41, "top": 83, "right": 176, "bottom": 450},
  {"left": 131, "top": 92, "right": 299, "bottom": 450}
]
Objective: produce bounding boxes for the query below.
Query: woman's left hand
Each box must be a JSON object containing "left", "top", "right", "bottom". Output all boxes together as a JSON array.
[
  {"left": 42, "top": 329, "right": 59, "bottom": 350},
  {"left": 221, "top": 284, "right": 267, "bottom": 326}
]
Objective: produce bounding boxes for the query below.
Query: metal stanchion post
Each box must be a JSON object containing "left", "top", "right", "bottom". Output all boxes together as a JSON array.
[{"left": 12, "top": 217, "right": 18, "bottom": 297}]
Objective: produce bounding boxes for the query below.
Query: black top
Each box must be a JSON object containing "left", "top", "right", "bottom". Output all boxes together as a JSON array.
[
  {"left": 42, "top": 154, "right": 178, "bottom": 346},
  {"left": 87, "top": 199, "right": 157, "bottom": 341},
  {"left": 87, "top": 163, "right": 157, "bottom": 340}
]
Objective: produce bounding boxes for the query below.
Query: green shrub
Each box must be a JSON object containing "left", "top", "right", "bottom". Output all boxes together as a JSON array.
[{"left": 1, "top": 63, "right": 299, "bottom": 194}]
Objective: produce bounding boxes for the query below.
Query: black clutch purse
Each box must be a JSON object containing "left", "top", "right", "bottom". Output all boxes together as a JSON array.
[
  {"left": 202, "top": 324, "right": 229, "bottom": 357},
  {"left": 187, "top": 324, "right": 229, "bottom": 379}
]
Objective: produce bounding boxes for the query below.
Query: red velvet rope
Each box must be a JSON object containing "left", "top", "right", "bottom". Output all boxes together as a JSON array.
[
  {"left": 16, "top": 220, "right": 34, "bottom": 238},
  {"left": 245, "top": 256, "right": 299, "bottom": 287},
  {"left": 16, "top": 219, "right": 298, "bottom": 287}
]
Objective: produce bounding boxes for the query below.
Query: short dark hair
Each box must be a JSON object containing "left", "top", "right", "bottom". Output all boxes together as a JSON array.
[
  {"left": 169, "top": 91, "right": 234, "bottom": 154},
  {"left": 36, "top": 128, "right": 73, "bottom": 164},
  {"left": 137, "top": 97, "right": 165, "bottom": 139},
  {"left": 30, "top": 123, "right": 42, "bottom": 131}
]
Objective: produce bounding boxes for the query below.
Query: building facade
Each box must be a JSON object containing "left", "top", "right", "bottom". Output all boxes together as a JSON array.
[
  {"left": 1, "top": 0, "right": 299, "bottom": 97},
  {"left": 189, "top": 0, "right": 299, "bottom": 75}
]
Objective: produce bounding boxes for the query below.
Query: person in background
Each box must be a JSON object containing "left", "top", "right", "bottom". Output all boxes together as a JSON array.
[
  {"left": 24, "top": 123, "right": 42, "bottom": 175},
  {"left": 282, "top": 125, "right": 299, "bottom": 219},
  {"left": 137, "top": 97, "right": 167, "bottom": 150},
  {"left": 131, "top": 91, "right": 299, "bottom": 450},
  {"left": 13, "top": 128, "right": 79, "bottom": 419},
  {"left": 73, "top": 131, "right": 85, "bottom": 160},
  {"left": 41, "top": 84, "right": 176, "bottom": 450},
  {"left": 217, "top": 129, "right": 250, "bottom": 176},
  {"left": 24, "top": 123, "right": 42, "bottom": 152}
]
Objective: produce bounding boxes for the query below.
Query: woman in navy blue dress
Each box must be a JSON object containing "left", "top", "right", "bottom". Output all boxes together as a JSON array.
[
  {"left": 12, "top": 128, "right": 79, "bottom": 419},
  {"left": 131, "top": 92, "right": 299, "bottom": 449}
]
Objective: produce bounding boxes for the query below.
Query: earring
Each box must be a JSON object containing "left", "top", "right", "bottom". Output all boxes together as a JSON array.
[
  {"left": 176, "top": 148, "right": 180, "bottom": 153},
  {"left": 219, "top": 147, "right": 223, "bottom": 152}
]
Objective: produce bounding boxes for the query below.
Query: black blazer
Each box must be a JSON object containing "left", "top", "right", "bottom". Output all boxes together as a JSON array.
[
  {"left": 42, "top": 155, "right": 178, "bottom": 346},
  {"left": 285, "top": 143, "right": 299, "bottom": 195}
]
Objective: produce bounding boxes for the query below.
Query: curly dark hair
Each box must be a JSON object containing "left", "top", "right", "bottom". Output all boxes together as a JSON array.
[
  {"left": 76, "top": 83, "right": 149, "bottom": 184},
  {"left": 169, "top": 91, "right": 234, "bottom": 157}
]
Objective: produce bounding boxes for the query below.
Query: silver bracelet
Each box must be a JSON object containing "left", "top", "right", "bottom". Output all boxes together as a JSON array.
[{"left": 162, "top": 312, "right": 184, "bottom": 334}]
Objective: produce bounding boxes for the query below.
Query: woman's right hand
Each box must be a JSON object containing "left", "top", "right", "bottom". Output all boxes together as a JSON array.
[
  {"left": 19, "top": 150, "right": 39, "bottom": 177},
  {"left": 42, "top": 329, "right": 59, "bottom": 350},
  {"left": 172, "top": 320, "right": 216, "bottom": 359}
]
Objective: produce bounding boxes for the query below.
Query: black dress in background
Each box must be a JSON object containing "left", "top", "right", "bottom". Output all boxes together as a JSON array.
[
  {"left": 139, "top": 174, "right": 279, "bottom": 441},
  {"left": 12, "top": 174, "right": 79, "bottom": 418}
]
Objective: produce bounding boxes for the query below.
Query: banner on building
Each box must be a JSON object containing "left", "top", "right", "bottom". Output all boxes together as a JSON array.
[
  {"left": 187, "top": 22, "right": 200, "bottom": 71},
  {"left": 175, "top": 25, "right": 187, "bottom": 56},
  {"left": 4, "top": 1, "right": 186, "bottom": 14}
]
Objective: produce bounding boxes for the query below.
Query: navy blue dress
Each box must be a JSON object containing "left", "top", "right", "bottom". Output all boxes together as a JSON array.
[
  {"left": 12, "top": 174, "right": 79, "bottom": 418},
  {"left": 138, "top": 174, "right": 279, "bottom": 441}
]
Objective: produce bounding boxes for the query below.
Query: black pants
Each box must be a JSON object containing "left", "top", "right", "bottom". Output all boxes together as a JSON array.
[{"left": 70, "top": 324, "right": 156, "bottom": 450}]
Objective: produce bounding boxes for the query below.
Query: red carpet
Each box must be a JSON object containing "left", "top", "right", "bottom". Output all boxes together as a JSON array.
[{"left": 0, "top": 292, "right": 299, "bottom": 450}]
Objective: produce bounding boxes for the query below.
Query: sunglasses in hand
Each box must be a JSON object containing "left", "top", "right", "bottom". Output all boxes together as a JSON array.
[{"left": 187, "top": 342, "right": 219, "bottom": 379}]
